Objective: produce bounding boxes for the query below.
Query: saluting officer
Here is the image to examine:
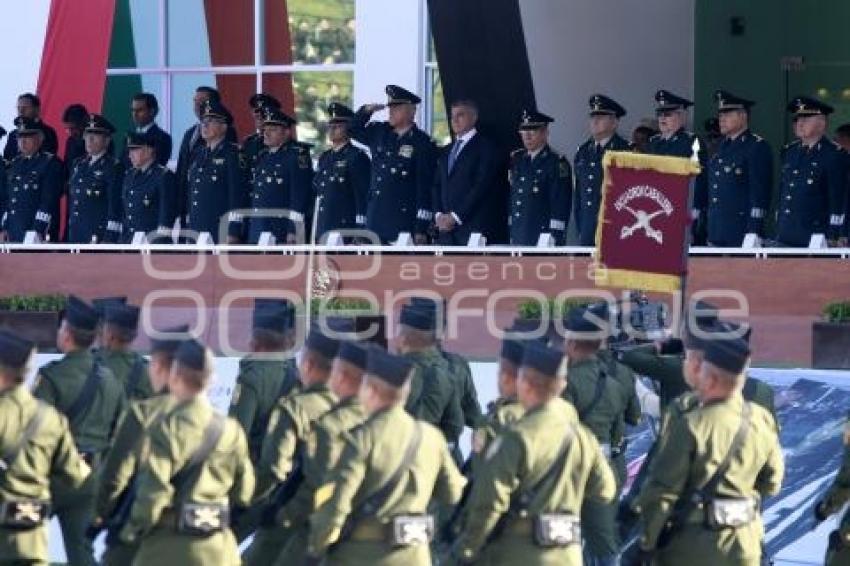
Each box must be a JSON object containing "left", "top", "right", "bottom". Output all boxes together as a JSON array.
[
  {"left": 119, "top": 339, "right": 254, "bottom": 566},
  {"left": 313, "top": 102, "right": 371, "bottom": 241},
  {"left": 0, "top": 329, "right": 91, "bottom": 565},
  {"left": 67, "top": 114, "right": 123, "bottom": 243},
  {"left": 243, "top": 93, "right": 282, "bottom": 179},
  {"left": 634, "top": 334, "right": 783, "bottom": 566},
  {"left": 775, "top": 96, "right": 848, "bottom": 247},
  {"left": 115, "top": 131, "right": 177, "bottom": 242},
  {"left": 574, "top": 94, "right": 631, "bottom": 246},
  {"left": 0, "top": 117, "right": 63, "bottom": 242},
  {"left": 306, "top": 346, "right": 466, "bottom": 565},
  {"left": 33, "top": 295, "right": 126, "bottom": 566},
  {"left": 186, "top": 100, "right": 247, "bottom": 243},
  {"left": 90, "top": 325, "right": 186, "bottom": 565},
  {"left": 509, "top": 109, "right": 572, "bottom": 246},
  {"left": 706, "top": 90, "right": 773, "bottom": 247},
  {"left": 245, "top": 108, "right": 314, "bottom": 245},
  {"left": 648, "top": 89, "right": 709, "bottom": 244},
  {"left": 95, "top": 302, "right": 154, "bottom": 400},
  {"left": 453, "top": 342, "right": 616, "bottom": 565},
  {"left": 350, "top": 85, "right": 436, "bottom": 244}
]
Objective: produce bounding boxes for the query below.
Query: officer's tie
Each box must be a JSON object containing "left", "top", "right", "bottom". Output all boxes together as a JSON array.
[{"left": 447, "top": 138, "right": 463, "bottom": 173}]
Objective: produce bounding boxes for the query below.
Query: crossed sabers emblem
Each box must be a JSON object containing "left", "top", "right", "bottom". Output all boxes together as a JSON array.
[
  {"left": 400, "top": 521, "right": 431, "bottom": 544},
  {"left": 620, "top": 206, "right": 666, "bottom": 244},
  {"left": 14, "top": 502, "right": 42, "bottom": 523},
  {"left": 192, "top": 506, "right": 222, "bottom": 529}
]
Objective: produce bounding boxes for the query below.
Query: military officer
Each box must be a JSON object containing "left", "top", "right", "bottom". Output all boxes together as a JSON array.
[
  {"left": 397, "top": 304, "right": 465, "bottom": 448},
  {"left": 243, "top": 327, "right": 339, "bottom": 565},
  {"left": 229, "top": 298, "right": 299, "bottom": 466},
  {"left": 0, "top": 330, "right": 91, "bottom": 565},
  {"left": 509, "top": 109, "right": 572, "bottom": 246},
  {"left": 0, "top": 117, "right": 63, "bottom": 242},
  {"left": 814, "top": 412, "right": 850, "bottom": 565},
  {"left": 647, "top": 89, "right": 709, "bottom": 244},
  {"left": 704, "top": 90, "right": 774, "bottom": 247},
  {"left": 122, "top": 92, "right": 172, "bottom": 167},
  {"left": 635, "top": 334, "right": 783, "bottom": 566},
  {"left": 119, "top": 338, "right": 254, "bottom": 566},
  {"left": 452, "top": 341, "right": 616, "bottom": 565},
  {"left": 775, "top": 96, "right": 848, "bottom": 247},
  {"left": 3, "top": 93, "right": 59, "bottom": 161},
  {"left": 91, "top": 324, "right": 186, "bottom": 565},
  {"left": 67, "top": 114, "right": 123, "bottom": 243},
  {"left": 95, "top": 302, "right": 153, "bottom": 400},
  {"left": 561, "top": 305, "right": 640, "bottom": 565},
  {"left": 115, "top": 131, "right": 177, "bottom": 243},
  {"left": 574, "top": 94, "right": 632, "bottom": 246},
  {"left": 245, "top": 108, "right": 314, "bottom": 244},
  {"left": 32, "top": 295, "right": 126, "bottom": 566},
  {"left": 243, "top": 93, "right": 282, "bottom": 178},
  {"left": 272, "top": 340, "right": 370, "bottom": 564},
  {"left": 306, "top": 346, "right": 466, "bottom": 565},
  {"left": 350, "top": 85, "right": 436, "bottom": 244},
  {"left": 186, "top": 100, "right": 247, "bottom": 244},
  {"left": 313, "top": 102, "right": 371, "bottom": 241}
]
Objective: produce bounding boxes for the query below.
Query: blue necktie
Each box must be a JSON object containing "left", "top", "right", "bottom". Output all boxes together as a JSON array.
[{"left": 448, "top": 139, "right": 462, "bottom": 173}]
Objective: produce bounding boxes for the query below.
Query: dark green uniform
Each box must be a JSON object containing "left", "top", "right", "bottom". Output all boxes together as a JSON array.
[
  {"left": 308, "top": 404, "right": 466, "bottom": 565},
  {"left": 273, "top": 396, "right": 368, "bottom": 565},
  {"left": 95, "top": 393, "right": 176, "bottom": 565},
  {"left": 95, "top": 348, "right": 153, "bottom": 401},
  {"left": 470, "top": 396, "right": 524, "bottom": 471},
  {"left": 33, "top": 349, "right": 126, "bottom": 566},
  {"left": 119, "top": 398, "right": 254, "bottom": 566},
  {"left": 563, "top": 352, "right": 639, "bottom": 562},
  {"left": 243, "top": 381, "right": 337, "bottom": 565},
  {"left": 816, "top": 412, "right": 850, "bottom": 565},
  {"left": 454, "top": 396, "right": 617, "bottom": 565},
  {"left": 636, "top": 394, "right": 783, "bottom": 565},
  {"left": 404, "top": 347, "right": 464, "bottom": 446},
  {"left": 0, "top": 386, "right": 91, "bottom": 565},
  {"left": 441, "top": 347, "right": 483, "bottom": 428}
]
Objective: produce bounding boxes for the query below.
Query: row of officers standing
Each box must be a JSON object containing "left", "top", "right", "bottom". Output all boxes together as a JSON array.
[
  {"left": 1, "top": 85, "right": 849, "bottom": 247},
  {"left": 3, "top": 293, "right": 850, "bottom": 565}
]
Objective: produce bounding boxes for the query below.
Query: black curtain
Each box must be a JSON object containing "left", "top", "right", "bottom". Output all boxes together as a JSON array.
[{"left": 427, "top": 0, "right": 536, "bottom": 243}]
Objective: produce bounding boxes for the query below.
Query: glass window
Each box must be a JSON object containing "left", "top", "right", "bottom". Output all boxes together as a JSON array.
[
  {"left": 167, "top": 0, "right": 214, "bottom": 67},
  {"left": 270, "top": 0, "right": 356, "bottom": 65}
]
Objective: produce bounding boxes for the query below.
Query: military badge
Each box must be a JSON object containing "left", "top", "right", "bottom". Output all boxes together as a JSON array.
[
  {"left": 213, "top": 158, "right": 224, "bottom": 165},
  {"left": 335, "top": 160, "right": 346, "bottom": 168},
  {"left": 399, "top": 145, "right": 414, "bottom": 158}
]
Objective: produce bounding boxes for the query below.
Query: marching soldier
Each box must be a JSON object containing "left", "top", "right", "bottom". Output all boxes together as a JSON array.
[
  {"left": 0, "top": 117, "right": 63, "bottom": 242},
  {"left": 775, "top": 96, "right": 848, "bottom": 247},
  {"left": 350, "top": 85, "right": 436, "bottom": 244},
  {"left": 95, "top": 302, "right": 154, "bottom": 400},
  {"left": 243, "top": 328, "right": 339, "bottom": 565},
  {"left": 452, "top": 341, "right": 616, "bottom": 565},
  {"left": 306, "top": 346, "right": 466, "bottom": 565},
  {"left": 230, "top": 298, "right": 299, "bottom": 466},
  {"left": 119, "top": 339, "right": 254, "bottom": 566},
  {"left": 186, "top": 100, "right": 247, "bottom": 244},
  {"left": 509, "top": 109, "right": 572, "bottom": 246},
  {"left": 561, "top": 305, "right": 640, "bottom": 565},
  {"left": 815, "top": 412, "right": 850, "bottom": 565},
  {"left": 114, "top": 131, "right": 178, "bottom": 242},
  {"left": 90, "top": 325, "right": 186, "bottom": 565},
  {"left": 245, "top": 108, "right": 314, "bottom": 244},
  {"left": 634, "top": 334, "right": 783, "bottom": 565},
  {"left": 574, "top": 94, "right": 632, "bottom": 246},
  {"left": 243, "top": 93, "right": 281, "bottom": 178},
  {"left": 705, "top": 90, "right": 773, "bottom": 247},
  {"left": 647, "top": 89, "right": 709, "bottom": 244},
  {"left": 67, "top": 114, "right": 123, "bottom": 243},
  {"left": 313, "top": 102, "right": 371, "bottom": 241},
  {"left": 0, "top": 330, "right": 91, "bottom": 564},
  {"left": 32, "top": 295, "right": 126, "bottom": 566},
  {"left": 272, "top": 341, "right": 370, "bottom": 564}
]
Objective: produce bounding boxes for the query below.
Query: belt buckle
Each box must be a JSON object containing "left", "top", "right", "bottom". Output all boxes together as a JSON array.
[{"left": 391, "top": 515, "right": 434, "bottom": 546}]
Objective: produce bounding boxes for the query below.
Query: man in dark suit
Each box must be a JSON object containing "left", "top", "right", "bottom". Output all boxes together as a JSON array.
[
  {"left": 121, "top": 93, "right": 172, "bottom": 168},
  {"left": 432, "top": 99, "right": 500, "bottom": 245},
  {"left": 3, "top": 93, "right": 59, "bottom": 161}
]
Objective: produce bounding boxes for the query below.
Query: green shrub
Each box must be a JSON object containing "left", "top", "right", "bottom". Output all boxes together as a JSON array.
[
  {"left": 516, "top": 297, "right": 598, "bottom": 320},
  {"left": 0, "top": 294, "right": 67, "bottom": 312},
  {"left": 310, "top": 296, "right": 376, "bottom": 316},
  {"left": 823, "top": 301, "right": 850, "bottom": 323}
]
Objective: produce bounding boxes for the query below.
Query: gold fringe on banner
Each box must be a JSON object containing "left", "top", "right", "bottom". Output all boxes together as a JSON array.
[{"left": 594, "top": 267, "right": 682, "bottom": 293}]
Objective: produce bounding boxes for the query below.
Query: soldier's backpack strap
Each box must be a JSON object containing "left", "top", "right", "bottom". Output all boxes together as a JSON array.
[
  {"left": 515, "top": 423, "right": 576, "bottom": 510},
  {"left": 170, "top": 412, "right": 226, "bottom": 500},
  {"left": 0, "top": 402, "right": 47, "bottom": 475},
  {"left": 696, "top": 401, "right": 752, "bottom": 500},
  {"left": 65, "top": 360, "right": 105, "bottom": 425},
  {"left": 126, "top": 356, "right": 145, "bottom": 398},
  {"left": 576, "top": 358, "right": 609, "bottom": 422}
]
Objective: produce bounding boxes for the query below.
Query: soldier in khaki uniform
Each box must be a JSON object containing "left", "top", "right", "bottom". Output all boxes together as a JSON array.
[
  {"left": 635, "top": 333, "right": 783, "bottom": 566},
  {"left": 815, "top": 411, "right": 850, "bottom": 565},
  {"left": 453, "top": 341, "right": 617, "bottom": 565},
  {"left": 273, "top": 340, "right": 370, "bottom": 564},
  {"left": 306, "top": 346, "right": 466, "bottom": 565},
  {"left": 96, "top": 302, "right": 154, "bottom": 401},
  {"left": 90, "top": 325, "right": 187, "bottom": 565},
  {"left": 119, "top": 338, "right": 254, "bottom": 566},
  {"left": 398, "top": 305, "right": 464, "bottom": 448},
  {"left": 0, "top": 330, "right": 91, "bottom": 565},
  {"left": 243, "top": 328, "right": 339, "bottom": 565},
  {"left": 33, "top": 295, "right": 126, "bottom": 566},
  {"left": 561, "top": 306, "right": 639, "bottom": 566}
]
